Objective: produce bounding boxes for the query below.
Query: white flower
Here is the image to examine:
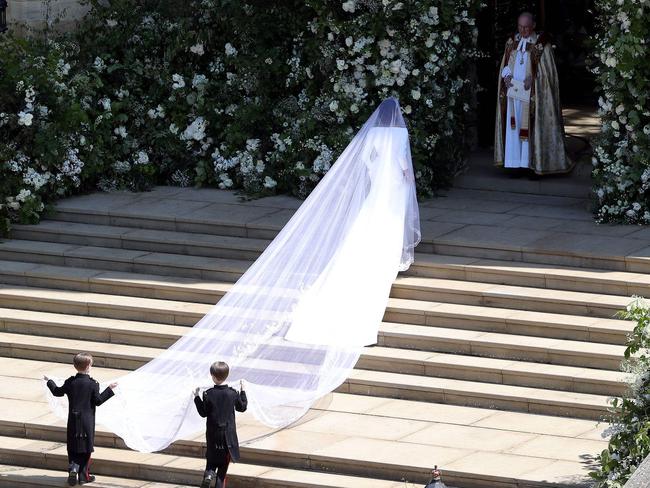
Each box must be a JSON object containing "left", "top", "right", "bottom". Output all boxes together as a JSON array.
[
  {"left": 169, "top": 123, "right": 179, "bottom": 135},
  {"left": 114, "top": 126, "right": 128, "bottom": 138},
  {"left": 350, "top": 103, "right": 359, "bottom": 113},
  {"left": 134, "top": 150, "right": 150, "bottom": 165},
  {"left": 345, "top": 36, "right": 353, "bottom": 47},
  {"left": 16, "top": 189, "right": 32, "bottom": 202},
  {"left": 265, "top": 58, "right": 273, "bottom": 64},
  {"left": 329, "top": 100, "right": 339, "bottom": 112},
  {"left": 411, "top": 89, "right": 421, "bottom": 100},
  {"left": 342, "top": 0, "right": 356, "bottom": 13},
  {"left": 93, "top": 57, "right": 106, "bottom": 72},
  {"left": 263, "top": 176, "right": 277, "bottom": 189},
  {"left": 172, "top": 74, "right": 185, "bottom": 90},
  {"left": 192, "top": 74, "right": 208, "bottom": 89},
  {"left": 611, "top": 120, "right": 620, "bottom": 130},
  {"left": 39, "top": 105, "right": 49, "bottom": 117},
  {"left": 336, "top": 59, "right": 347, "bottom": 71},
  {"left": 605, "top": 56, "right": 617, "bottom": 68},
  {"left": 190, "top": 43, "right": 205, "bottom": 56},
  {"left": 99, "top": 98, "right": 112, "bottom": 111},
  {"left": 224, "top": 43, "right": 238, "bottom": 57},
  {"left": 182, "top": 117, "right": 207, "bottom": 141},
  {"left": 106, "top": 19, "right": 118, "bottom": 27},
  {"left": 404, "top": 105, "right": 412, "bottom": 114},
  {"left": 56, "top": 60, "right": 71, "bottom": 77},
  {"left": 18, "top": 111, "right": 33, "bottom": 126}
]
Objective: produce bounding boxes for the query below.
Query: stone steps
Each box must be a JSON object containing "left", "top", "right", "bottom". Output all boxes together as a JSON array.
[
  {"left": 0, "top": 308, "right": 628, "bottom": 396},
  {"left": 1, "top": 187, "right": 636, "bottom": 488},
  {"left": 11, "top": 221, "right": 269, "bottom": 261},
  {"left": 0, "top": 331, "right": 615, "bottom": 419},
  {"left": 0, "top": 464, "right": 196, "bottom": 488},
  {"left": 0, "top": 356, "right": 607, "bottom": 487},
  {"left": 0, "top": 243, "right": 636, "bottom": 328},
  {"left": 0, "top": 260, "right": 634, "bottom": 344},
  {"left": 0, "top": 440, "right": 405, "bottom": 488},
  {"left": 0, "top": 284, "right": 626, "bottom": 369},
  {"left": 47, "top": 197, "right": 650, "bottom": 273},
  {"left": 12, "top": 220, "right": 650, "bottom": 296}
]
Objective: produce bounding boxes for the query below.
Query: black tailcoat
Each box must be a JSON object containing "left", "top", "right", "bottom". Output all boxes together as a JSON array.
[
  {"left": 194, "top": 385, "right": 247, "bottom": 461},
  {"left": 47, "top": 373, "right": 114, "bottom": 454}
]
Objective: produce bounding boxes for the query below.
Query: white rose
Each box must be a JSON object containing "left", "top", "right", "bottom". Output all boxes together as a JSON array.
[
  {"left": 190, "top": 43, "right": 205, "bottom": 56},
  {"left": 342, "top": 0, "right": 355, "bottom": 13},
  {"left": 329, "top": 100, "right": 339, "bottom": 112},
  {"left": 411, "top": 89, "right": 421, "bottom": 100},
  {"left": 263, "top": 176, "right": 277, "bottom": 189},
  {"left": 18, "top": 111, "right": 33, "bottom": 126},
  {"left": 404, "top": 105, "right": 412, "bottom": 114}
]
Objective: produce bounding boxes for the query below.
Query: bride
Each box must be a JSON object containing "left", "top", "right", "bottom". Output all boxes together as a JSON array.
[{"left": 44, "top": 97, "right": 420, "bottom": 452}]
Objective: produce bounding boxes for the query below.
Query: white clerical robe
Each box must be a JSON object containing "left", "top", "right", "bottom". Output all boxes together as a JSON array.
[{"left": 501, "top": 37, "right": 534, "bottom": 168}]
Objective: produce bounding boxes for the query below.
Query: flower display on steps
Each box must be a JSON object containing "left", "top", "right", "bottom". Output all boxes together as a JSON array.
[
  {"left": 0, "top": 0, "right": 480, "bottom": 235},
  {"left": 591, "top": 0, "right": 650, "bottom": 224},
  {"left": 590, "top": 297, "right": 650, "bottom": 486}
]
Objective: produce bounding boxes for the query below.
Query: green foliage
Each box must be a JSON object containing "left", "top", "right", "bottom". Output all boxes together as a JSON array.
[
  {"left": 1, "top": 0, "right": 481, "bottom": 233},
  {"left": 591, "top": 0, "right": 650, "bottom": 223},
  {"left": 590, "top": 297, "right": 650, "bottom": 486}
]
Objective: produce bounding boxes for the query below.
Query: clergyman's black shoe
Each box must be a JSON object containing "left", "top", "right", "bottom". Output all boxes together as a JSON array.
[
  {"left": 79, "top": 474, "right": 95, "bottom": 485},
  {"left": 67, "top": 463, "right": 79, "bottom": 486}
]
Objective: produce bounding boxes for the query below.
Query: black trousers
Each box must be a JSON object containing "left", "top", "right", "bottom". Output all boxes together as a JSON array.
[
  {"left": 206, "top": 447, "right": 231, "bottom": 488},
  {"left": 68, "top": 451, "right": 92, "bottom": 481}
]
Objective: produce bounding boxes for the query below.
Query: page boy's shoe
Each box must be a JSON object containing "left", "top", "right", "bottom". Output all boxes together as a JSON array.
[
  {"left": 200, "top": 470, "right": 215, "bottom": 488},
  {"left": 67, "top": 463, "right": 79, "bottom": 486},
  {"left": 78, "top": 474, "right": 95, "bottom": 485}
]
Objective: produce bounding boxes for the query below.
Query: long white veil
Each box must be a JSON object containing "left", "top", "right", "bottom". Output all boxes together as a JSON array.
[{"left": 44, "top": 97, "right": 420, "bottom": 452}]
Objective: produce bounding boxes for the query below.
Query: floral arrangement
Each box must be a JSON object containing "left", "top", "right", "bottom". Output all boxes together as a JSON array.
[
  {"left": 590, "top": 297, "right": 650, "bottom": 487},
  {"left": 1, "top": 0, "right": 481, "bottom": 234},
  {"left": 591, "top": 0, "right": 650, "bottom": 223}
]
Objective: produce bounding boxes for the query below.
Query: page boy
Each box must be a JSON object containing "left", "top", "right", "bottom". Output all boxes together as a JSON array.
[
  {"left": 193, "top": 361, "right": 247, "bottom": 488},
  {"left": 44, "top": 352, "right": 117, "bottom": 486}
]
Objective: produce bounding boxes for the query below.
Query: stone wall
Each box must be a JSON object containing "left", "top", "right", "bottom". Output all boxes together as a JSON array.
[{"left": 7, "top": 0, "right": 88, "bottom": 33}]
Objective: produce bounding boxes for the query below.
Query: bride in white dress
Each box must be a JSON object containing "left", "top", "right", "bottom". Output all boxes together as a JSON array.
[
  {"left": 44, "top": 97, "right": 420, "bottom": 452},
  {"left": 286, "top": 100, "right": 414, "bottom": 346}
]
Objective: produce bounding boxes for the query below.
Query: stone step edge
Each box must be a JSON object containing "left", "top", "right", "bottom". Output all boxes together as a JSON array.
[
  {"left": 0, "top": 281, "right": 632, "bottom": 347},
  {"left": 0, "top": 294, "right": 625, "bottom": 369},
  {"left": 0, "top": 425, "right": 584, "bottom": 488},
  {"left": 0, "top": 332, "right": 612, "bottom": 419},
  {"left": 0, "top": 438, "right": 410, "bottom": 488},
  {"left": 0, "top": 311, "right": 629, "bottom": 396},
  {"left": 0, "top": 253, "right": 634, "bottom": 317},
  {"left": 0, "top": 463, "right": 196, "bottom": 488},
  {"left": 13, "top": 219, "right": 650, "bottom": 295},
  {"left": 49, "top": 207, "right": 650, "bottom": 272}
]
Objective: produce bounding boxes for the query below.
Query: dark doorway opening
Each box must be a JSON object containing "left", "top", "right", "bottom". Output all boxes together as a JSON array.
[{"left": 474, "top": 0, "right": 598, "bottom": 148}]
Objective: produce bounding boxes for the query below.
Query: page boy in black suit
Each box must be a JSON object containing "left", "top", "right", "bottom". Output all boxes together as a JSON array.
[
  {"left": 44, "top": 352, "right": 117, "bottom": 486},
  {"left": 194, "top": 361, "right": 247, "bottom": 488}
]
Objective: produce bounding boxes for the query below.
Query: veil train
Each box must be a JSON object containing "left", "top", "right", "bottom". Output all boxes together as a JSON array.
[{"left": 44, "top": 97, "right": 421, "bottom": 453}]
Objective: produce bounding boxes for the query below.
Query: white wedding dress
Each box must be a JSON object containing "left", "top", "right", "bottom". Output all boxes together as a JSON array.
[{"left": 44, "top": 98, "right": 420, "bottom": 452}]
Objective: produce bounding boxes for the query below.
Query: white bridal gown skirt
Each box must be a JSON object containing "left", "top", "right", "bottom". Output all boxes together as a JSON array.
[{"left": 286, "top": 172, "right": 407, "bottom": 347}]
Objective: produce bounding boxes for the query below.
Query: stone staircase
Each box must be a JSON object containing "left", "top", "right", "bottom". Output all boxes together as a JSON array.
[{"left": 0, "top": 187, "right": 641, "bottom": 488}]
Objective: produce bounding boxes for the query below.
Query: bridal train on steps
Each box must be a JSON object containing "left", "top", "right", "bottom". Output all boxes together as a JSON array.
[{"left": 44, "top": 97, "right": 420, "bottom": 453}]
